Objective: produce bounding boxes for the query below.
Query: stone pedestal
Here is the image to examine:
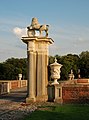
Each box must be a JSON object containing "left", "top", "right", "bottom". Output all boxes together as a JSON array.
[
  {"left": 21, "top": 37, "right": 53, "bottom": 102},
  {"left": 48, "top": 84, "right": 63, "bottom": 103}
]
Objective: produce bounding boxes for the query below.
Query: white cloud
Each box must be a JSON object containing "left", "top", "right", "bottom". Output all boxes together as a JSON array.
[
  {"left": 49, "top": 24, "right": 89, "bottom": 56},
  {"left": 78, "top": 37, "right": 84, "bottom": 42},
  {"left": 13, "top": 27, "right": 27, "bottom": 38}
]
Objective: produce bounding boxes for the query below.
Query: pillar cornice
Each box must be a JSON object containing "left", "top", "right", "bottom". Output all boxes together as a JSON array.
[{"left": 21, "top": 37, "right": 54, "bottom": 44}]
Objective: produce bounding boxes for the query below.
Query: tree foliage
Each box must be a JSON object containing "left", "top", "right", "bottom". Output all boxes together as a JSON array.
[
  {"left": 0, "top": 51, "right": 89, "bottom": 80},
  {"left": 79, "top": 51, "right": 89, "bottom": 78},
  {"left": 49, "top": 54, "right": 80, "bottom": 80},
  {"left": 0, "top": 58, "right": 27, "bottom": 80},
  {"left": 49, "top": 51, "right": 89, "bottom": 80}
]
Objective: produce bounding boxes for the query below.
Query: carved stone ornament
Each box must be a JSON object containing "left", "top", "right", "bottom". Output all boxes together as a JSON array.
[
  {"left": 50, "top": 58, "right": 63, "bottom": 85},
  {"left": 27, "top": 17, "right": 49, "bottom": 37}
]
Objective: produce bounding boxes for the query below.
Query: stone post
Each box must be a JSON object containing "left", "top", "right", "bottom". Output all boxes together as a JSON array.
[{"left": 7, "top": 82, "right": 10, "bottom": 93}]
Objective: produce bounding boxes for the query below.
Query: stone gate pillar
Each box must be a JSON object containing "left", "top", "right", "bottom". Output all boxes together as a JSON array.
[{"left": 21, "top": 37, "right": 53, "bottom": 102}]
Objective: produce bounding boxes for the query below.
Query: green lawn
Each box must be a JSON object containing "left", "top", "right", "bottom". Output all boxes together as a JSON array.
[{"left": 23, "top": 104, "right": 89, "bottom": 120}]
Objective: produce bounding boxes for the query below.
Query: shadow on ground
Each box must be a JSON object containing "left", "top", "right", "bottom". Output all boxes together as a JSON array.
[{"left": 0, "top": 87, "right": 27, "bottom": 102}]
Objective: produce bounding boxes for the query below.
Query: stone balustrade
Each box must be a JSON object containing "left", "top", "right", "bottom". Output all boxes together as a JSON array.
[{"left": 0, "top": 80, "right": 27, "bottom": 95}]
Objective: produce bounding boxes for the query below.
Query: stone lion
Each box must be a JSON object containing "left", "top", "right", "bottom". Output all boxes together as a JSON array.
[{"left": 27, "top": 17, "right": 49, "bottom": 37}]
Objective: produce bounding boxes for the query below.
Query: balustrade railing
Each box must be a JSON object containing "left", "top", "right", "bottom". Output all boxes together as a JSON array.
[{"left": 0, "top": 80, "right": 27, "bottom": 95}]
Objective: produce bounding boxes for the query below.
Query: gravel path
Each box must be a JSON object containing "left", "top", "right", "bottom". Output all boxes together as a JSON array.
[
  {"left": 0, "top": 87, "right": 37, "bottom": 120},
  {"left": 0, "top": 87, "right": 56, "bottom": 120},
  {"left": 0, "top": 100, "right": 37, "bottom": 120}
]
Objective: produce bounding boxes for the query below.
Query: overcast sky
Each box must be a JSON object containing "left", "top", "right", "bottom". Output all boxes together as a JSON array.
[{"left": 0, "top": 0, "right": 89, "bottom": 62}]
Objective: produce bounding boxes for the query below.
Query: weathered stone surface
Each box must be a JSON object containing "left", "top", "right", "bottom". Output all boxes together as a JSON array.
[
  {"left": 27, "top": 18, "right": 49, "bottom": 37},
  {"left": 21, "top": 37, "right": 54, "bottom": 103}
]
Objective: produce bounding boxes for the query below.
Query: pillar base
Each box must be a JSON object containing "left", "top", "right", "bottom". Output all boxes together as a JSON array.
[
  {"left": 26, "top": 97, "right": 36, "bottom": 103},
  {"left": 36, "top": 95, "right": 48, "bottom": 102}
]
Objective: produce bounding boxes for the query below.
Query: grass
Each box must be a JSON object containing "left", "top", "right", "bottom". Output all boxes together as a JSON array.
[{"left": 23, "top": 104, "right": 89, "bottom": 120}]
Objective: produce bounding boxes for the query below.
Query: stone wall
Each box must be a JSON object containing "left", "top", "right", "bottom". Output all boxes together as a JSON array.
[
  {"left": 0, "top": 80, "right": 27, "bottom": 95},
  {"left": 9, "top": 80, "right": 27, "bottom": 89},
  {"left": 62, "top": 85, "right": 89, "bottom": 104},
  {"left": 48, "top": 79, "right": 89, "bottom": 104}
]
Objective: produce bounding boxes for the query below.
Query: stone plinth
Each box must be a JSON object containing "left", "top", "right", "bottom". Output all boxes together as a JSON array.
[
  {"left": 48, "top": 84, "right": 63, "bottom": 103},
  {"left": 21, "top": 37, "right": 54, "bottom": 102}
]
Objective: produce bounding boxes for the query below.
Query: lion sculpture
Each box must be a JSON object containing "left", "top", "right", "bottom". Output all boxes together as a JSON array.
[{"left": 27, "top": 18, "right": 49, "bottom": 37}]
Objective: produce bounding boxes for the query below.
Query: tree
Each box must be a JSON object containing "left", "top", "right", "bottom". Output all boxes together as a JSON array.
[
  {"left": 79, "top": 51, "right": 89, "bottom": 78},
  {"left": 54, "top": 54, "right": 79, "bottom": 80},
  {"left": 0, "top": 58, "right": 27, "bottom": 80},
  {"left": 0, "top": 50, "right": 89, "bottom": 80}
]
